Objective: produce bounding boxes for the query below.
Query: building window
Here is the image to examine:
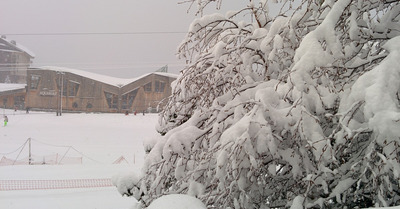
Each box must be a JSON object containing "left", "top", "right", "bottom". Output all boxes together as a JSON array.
[
  {"left": 30, "top": 75, "right": 40, "bottom": 89},
  {"left": 68, "top": 81, "right": 80, "bottom": 96},
  {"left": 14, "top": 96, "right": 25, "bottom": 109},
  {"left": 61, "top": 80, "right": 79, "bottom": 97},
  {"left": 62, "top": 80, "right": 67, "bottom": 96},
  {"left": 155, "top": 80, "right": 165, "bottom": 92},
  {"left": 104, "top": 92, "right": 118, "bottom": 109},
  {"left": 144, "top": 82, "right": 152, "bottom": 92},
  {"left": 121, "top": 89, "right": 138, "bottom": 109}
]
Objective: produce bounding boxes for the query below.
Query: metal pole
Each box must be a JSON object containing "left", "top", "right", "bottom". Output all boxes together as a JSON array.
[
  {"left": 60, "top": 73, "right": 63, "bottom": 116},
  {"left": 28, "top": 138, "right": 32, "bottom": 165},
  {"left": 57, "top": 72, "right": 60, "bottom": 116}
]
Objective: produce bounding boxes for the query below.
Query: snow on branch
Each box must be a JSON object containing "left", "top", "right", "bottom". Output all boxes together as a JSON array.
[{"left": 116, "top": 0, "right": 400, "bottom": 208}]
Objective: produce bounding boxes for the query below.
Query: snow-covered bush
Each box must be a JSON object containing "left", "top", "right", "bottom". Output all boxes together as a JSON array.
[
  {"left": 112, "top": 172, "right": 143, "bottom": 200},
  {"left": 147, "top": 194, "right": 206, "bottom": 209},
  {"left": 119, "top": 0, "right": 400, "bottom": 208}
]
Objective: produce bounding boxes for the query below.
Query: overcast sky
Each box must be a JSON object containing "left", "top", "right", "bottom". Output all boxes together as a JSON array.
[{"left": 1, "top": 0, "right": 246, "bottom": 78}]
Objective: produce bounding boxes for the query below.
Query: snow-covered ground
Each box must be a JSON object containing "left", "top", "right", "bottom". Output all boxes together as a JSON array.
[
  {"left": 0, "top": 109, "right": 158, "bottom": 209},
  {"left": 2, "top": 108, "right": 396, "bottom": 209}
]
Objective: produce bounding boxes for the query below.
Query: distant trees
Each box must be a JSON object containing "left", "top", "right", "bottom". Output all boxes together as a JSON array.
[{"left": 117, "top": 0, "right": 400, "bottom": 208}]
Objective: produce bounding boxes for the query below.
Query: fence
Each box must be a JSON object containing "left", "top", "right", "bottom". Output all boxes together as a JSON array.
[
  {"left": 0, "top": 138, "right": 101, "bottom": 166},
  {"left": 0, "top": 178, "right": 113, "bottom": 191},
  {"left": 0, "top": 155, "right": 83, "bottom": 166}
]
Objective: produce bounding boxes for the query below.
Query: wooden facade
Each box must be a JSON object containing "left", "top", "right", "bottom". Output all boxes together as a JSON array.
[
  {"left": 25, "top": 68, "right": 177, "bottom": 113},
  {"left": 0, "top": 84, "right": 26, "bottom": 110}
]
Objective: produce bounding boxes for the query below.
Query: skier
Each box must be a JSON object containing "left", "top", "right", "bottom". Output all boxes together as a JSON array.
[{"left": 4, "top": 115, "right": 8, "bottom": 126}]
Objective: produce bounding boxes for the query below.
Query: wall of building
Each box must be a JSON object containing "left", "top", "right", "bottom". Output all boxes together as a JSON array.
[
  {"left": 26, "top": 70, "right": 115, "bottom": 113},
  {"left": 0, "top": 89, "right": 26, "bottom": 110},
  {"left": 0, "top": 38, "right": 33, "bottom": 84},
  {"left": 25, "top": 69, "right": 176, "bottom": 113},
  {"left": 121, "top": 74, "right": 175, "bottom": 113}
]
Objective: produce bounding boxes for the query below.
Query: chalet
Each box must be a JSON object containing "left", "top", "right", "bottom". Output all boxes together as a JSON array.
[
  {"left": 0, "top": 83, "right": 26, "bottom": 109},
  {"left": 26, "top": 66, "right": 177, "bottom": 113},
  {"left": 0, "top": 35, "right": 35, "bottom": 83}
]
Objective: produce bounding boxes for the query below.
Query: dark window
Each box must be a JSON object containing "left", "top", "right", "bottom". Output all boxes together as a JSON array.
[
  {"left": 104, "top": 92, "right": 118, "bottom": 109},
  {"left": 68, "top": 81, "right": 80, "bottom": 96},
  {"left": 155, "top": 80, "right": 165, "bottom": 92},
  {"left": 14, "top": 96, "right": 25, "bottom": 109},
  {"left": 61, "top": 80, "right": 79, "bottom": 97},
  {"left": 30, "top": 75, "right": 40, "bottom": 89},
  {"left": 121, "top": 89, "right": 138, "bottom": 109},
  {"left": 144, "top": 82, "right": 152, "bottom": 92}
]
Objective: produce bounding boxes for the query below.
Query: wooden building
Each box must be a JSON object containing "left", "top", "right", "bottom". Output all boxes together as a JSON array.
[
  {"left": 26, "top": 67, "right": 177, "bottom": 113},
  {"left": 0, "top": 83, "right": 26, "bottom": 110},
  {"left": 0, "top": 35, "right": 35, "bottom": 84}
]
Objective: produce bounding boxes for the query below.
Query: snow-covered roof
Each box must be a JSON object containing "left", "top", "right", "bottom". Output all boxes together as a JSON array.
[
  {"left": 36, "top": 66, "right": 178, "bottom": 87},
  {"left": 0, "top": 83, "right": 26, "bottom": 93},
  {"left": 0, "top": 36, "right": 35, "bottom": 58},
  {"left": 153, "top": 72, "right": 179, "bottom": 79}
]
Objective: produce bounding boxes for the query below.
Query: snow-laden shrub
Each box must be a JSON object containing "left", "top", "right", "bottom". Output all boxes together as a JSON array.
[
  {"left": 118, "top": 0, "right": 400, "bottom": 208},
  {"left": 112, "top": 172, "right": 143, "bottom": 200}
]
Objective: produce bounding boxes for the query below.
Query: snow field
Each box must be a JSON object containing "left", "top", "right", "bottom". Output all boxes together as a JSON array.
[
  {"left": 0, "top": 109, "right": 158, "bottom": 209},
  {"left": 0, "top": 109, "right": 159, "bottom": 165}
]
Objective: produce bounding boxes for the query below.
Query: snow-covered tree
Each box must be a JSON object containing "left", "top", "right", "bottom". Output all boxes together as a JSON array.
[{"left": 117, "top": 0, "right": 400, "bottom": 208}]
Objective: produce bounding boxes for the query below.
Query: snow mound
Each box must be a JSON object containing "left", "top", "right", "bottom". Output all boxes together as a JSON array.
[{"left": 147, "top": 194, "right": 206, "bottom": 209}]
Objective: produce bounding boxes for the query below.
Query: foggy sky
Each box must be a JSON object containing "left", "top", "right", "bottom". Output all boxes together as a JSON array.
[{"left": 1, "top": 0, "right": 243, "bottom": 78}]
